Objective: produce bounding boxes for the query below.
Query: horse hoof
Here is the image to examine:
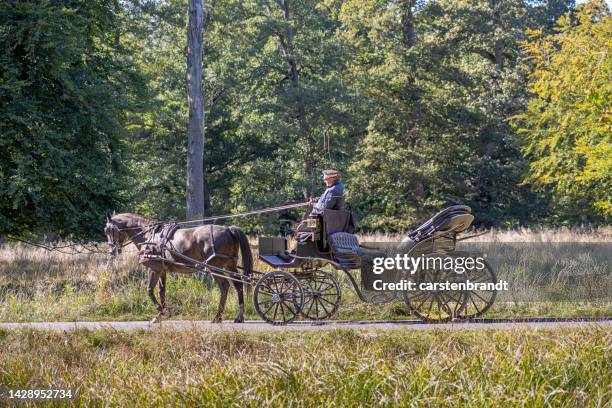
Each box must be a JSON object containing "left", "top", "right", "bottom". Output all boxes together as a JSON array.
[
  {"left": 151, "top": 316, "right": 162, "bottom": 324},
  {"left": 233, "top": 317, "right": 244, "bottom": 323},
  {"left": 212, "top": 317, "right": 222, "bottom": 323}
]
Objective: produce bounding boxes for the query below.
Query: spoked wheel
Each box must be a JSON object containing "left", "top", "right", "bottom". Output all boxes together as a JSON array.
[
  {"left": 403, "top": 258, "right": 465, "bottom": 322},
  {"left": 299, "top": 270, "right": 341, "bottom": 321},
  {"left": 456, "top": 259, "right": 497, "bottom": 319},
  {"left": 254, "top": 271, "right": 304, "bottom": 325}
]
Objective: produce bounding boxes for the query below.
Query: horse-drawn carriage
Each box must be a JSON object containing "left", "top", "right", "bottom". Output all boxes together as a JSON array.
[
  {"left": 105, "top": 204, "right": 497, "bottom": 325},
  {"left": 254, "top": 205, "right": 496, "bottom": 324}
]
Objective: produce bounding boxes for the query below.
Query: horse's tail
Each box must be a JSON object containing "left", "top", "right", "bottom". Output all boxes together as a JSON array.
[{"left": 229, "top": 226, "right": 253, "bottom": 279}]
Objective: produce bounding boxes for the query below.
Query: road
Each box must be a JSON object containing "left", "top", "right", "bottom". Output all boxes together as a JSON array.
[{"left": 0, "top": 317, "right": 609, "bottom": 332}]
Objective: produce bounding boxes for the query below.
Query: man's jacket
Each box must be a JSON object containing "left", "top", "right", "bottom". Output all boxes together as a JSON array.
[{"left": 313, "top": 180, "right": 345, "bottom": 213}]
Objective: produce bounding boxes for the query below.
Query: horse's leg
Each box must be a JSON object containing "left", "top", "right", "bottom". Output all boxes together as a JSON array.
[
  {"left": 158, "top": 270, "right": 172, "bottom": 317},
  {"left": 147, "top": 269, "right": 163, "bottom": 323},
  {"left": 212, "top": 276, "right": 230, "bottom": 323},
  {"left": 232, "top": 277, "right": 245, "bottom": 323}
]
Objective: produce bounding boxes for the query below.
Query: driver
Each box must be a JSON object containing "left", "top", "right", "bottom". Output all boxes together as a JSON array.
[
  {"left": 295, "top": 169, "right": 345, "bottom": 242},
  {"left": 310, "top": 169, "right": 345, "bottom": 214}
]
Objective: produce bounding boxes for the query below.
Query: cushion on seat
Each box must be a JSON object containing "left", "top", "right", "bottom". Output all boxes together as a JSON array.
[{"left": 328, "top": 232, "right": 361, "bottom": 268}]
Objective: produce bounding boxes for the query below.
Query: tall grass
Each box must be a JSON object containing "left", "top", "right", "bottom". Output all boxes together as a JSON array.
[
  {"left": 0, "top": 327, "right": 609, "bottom": 406},
  {"left": 359, "top": 226, "right": 612, "bottom": 243},
  {"left": 0, "top": 229, "right": 610, "bottom": 322}
]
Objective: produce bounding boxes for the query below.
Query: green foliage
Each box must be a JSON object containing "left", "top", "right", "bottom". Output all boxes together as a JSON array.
[
  {"left": 0, "top": 0, "right": 144, "bottom": 238},
  {"left": 0, "top": 0, "right": 605, "bottom": 238},
  {"left": 342, "top": 0, "right": 574, "bottom": 229},
  {"left": 120, "top": 0, "right": 190, "bottom": 221},
  {"left": 205, "top": 0, "right": 360, "bottom": 211},
  {"left": 123, "top": 0, "right": 361, "bottom": 232},
  {"left": 516, "top": 0, "right": 611, "bottom": 220}
]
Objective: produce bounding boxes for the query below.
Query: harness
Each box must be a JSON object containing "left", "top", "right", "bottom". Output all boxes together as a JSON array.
[
  {"left": 158, "top": 222, "right": 180, "bottom": 255},
  {"left": 139, "top": 222, "right": 180, "bottom": 265},
  {"left": 137, "top": 222, "right": 241, "bottom": 276}
]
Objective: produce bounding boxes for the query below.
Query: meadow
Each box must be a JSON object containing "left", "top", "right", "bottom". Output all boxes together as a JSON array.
[
  {"left": 0, "top": 229, "right": 610, "bottom": 407},
  {"left": 0, "top": 326, "right": 610, "bottom": 406},
  {"left": 0, "top": 228, "right": 610, "bottom": 323}
]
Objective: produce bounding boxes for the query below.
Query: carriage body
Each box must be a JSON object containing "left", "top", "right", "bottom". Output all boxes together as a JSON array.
[{"left": 253, "top": 206, "right": 497, "bottom": 325}]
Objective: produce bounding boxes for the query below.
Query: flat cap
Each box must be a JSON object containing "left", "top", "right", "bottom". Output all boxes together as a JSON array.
[{"left": 322, "top": 169, "right": 339, "bottom": 179}]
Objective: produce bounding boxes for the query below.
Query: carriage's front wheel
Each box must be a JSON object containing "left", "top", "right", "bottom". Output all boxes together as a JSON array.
[
  {"left": 299, "top": 270, "right": 341, "bottom": 321},
  {"left": 254, "top": 271, "right": 304, "bottom": 325}
]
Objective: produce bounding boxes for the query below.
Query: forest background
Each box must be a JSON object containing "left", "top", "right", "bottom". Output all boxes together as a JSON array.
[{"left": 1, "top": 0, "right": 610, "bottom": 239}]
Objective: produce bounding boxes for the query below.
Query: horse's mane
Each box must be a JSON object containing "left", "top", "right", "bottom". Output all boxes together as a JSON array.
[{"left": 114, "top": 212, "right": 158, "bottom": 227}]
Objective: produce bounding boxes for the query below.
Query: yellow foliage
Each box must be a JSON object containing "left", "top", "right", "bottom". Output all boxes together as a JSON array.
[{"left": 517, "top": 0, "right": 612, "bottom": 216}]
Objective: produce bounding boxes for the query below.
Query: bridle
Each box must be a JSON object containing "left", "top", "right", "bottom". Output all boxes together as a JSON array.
[
  {"left": 104, "top": 222, "right": 130, "bottom": 256},
  {"left": 104, "top": 220, "right": 164, "bottom": 256}
]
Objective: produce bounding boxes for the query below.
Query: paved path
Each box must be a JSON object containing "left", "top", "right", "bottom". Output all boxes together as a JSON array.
[{"left": 0, "top": 317, "right": 609, "bottom": 332}]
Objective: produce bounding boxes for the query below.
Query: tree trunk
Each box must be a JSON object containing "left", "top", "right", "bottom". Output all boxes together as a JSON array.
[
  {"left": 492, "top": 0, "right": 504, "bottom": 70},
  {"left": 401, "top": 0, "right": 424, "bottom": 201},
  {"left": 186, "top": 0, "right": 206, "bottom": 220},
  {"left": 494, "top": 38, "right": 504, "bottom": 70},
  {"left": 278, "top": 0, "right": 314, "bottom": 199},
  {"left": 401, "top": 0, "right": 416, "bottom": 49}
]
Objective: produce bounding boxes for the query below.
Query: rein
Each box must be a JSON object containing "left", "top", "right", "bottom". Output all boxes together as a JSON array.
[
  {"left": 175, "top": 202, "right": 310, "bottom": 226},
  {"left": 7, "top": 202, "right": 311, "bottom": 255}
]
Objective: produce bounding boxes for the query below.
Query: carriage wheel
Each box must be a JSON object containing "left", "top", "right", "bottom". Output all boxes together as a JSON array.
[
  {"left": 254, "top": 271, "right": 304, "bottom": 325},
  {"left": 456, "top": 260, "right": 497, "bottom": 319},
  {"left": 299, "top": 270, "right": 341, "bottom": 321},
  {"left": 403, "top": 259, "right": 465, "bottom": 322}
]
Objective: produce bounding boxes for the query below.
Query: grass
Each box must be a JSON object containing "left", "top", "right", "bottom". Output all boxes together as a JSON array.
[
  {"left": 0, "top": 229, "right": 609, "bottom": 406},
  {"left": 0, "top": 228, "right": 610, "bottom": 322},
  {"left": 0, "top": 326, "right": 609, "bottom": 406}
]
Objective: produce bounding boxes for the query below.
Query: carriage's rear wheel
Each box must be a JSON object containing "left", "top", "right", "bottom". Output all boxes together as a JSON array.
[
  {"left": 403, "top": 257, "right": 465, "bottom": 322},
  {"left": 456, "top": 260, "right": 497, "bottom": 319},
  {"left": 299, "top": 270, "right": 341, "bottom": 321},
  {"left": 254, "top": 271, "right": 304, "bottom": 325}
]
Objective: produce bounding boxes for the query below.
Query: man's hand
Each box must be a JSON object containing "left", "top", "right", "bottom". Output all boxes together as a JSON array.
[{"left": 309, "top": 197, "right": 318, "bottom": 205}]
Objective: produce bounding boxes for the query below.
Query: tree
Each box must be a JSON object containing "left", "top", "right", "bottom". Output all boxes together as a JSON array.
[
  {"left": 0, "top": 0, "right": 143, "bottom": 238},
  {"left": 186, "top": 0, "right": 207, "bottom": 219},
  {"left": 342, "top": 0, "right": 575, "bottom": 230},
  {"left": 516, "top": 0, "right": 611, "bottom": 219},
  {"left": 120, "top": 0, "right": 358, "bottom": 231},
  {"left": 203, "top": 0, "right": 358, "bottom": 222},
  {"left": 1, "top": 0, "right": 601, "bottom": 238}
]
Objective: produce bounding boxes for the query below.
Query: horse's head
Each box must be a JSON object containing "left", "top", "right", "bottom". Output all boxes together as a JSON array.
[{"left": 104, "top": 211, "right": 126, "bottom": 256}]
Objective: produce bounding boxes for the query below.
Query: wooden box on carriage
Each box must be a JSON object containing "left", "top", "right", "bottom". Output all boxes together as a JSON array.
[{"left": 258, "top": 236, "right": 288, "bottom": 256}]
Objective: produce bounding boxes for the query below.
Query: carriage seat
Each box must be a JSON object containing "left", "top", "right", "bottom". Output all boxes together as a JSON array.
[
  {"left": 328, "top": 232, "right": 361, "bottom": 269},
  {"left": 322, "top": 210, "right": 360, "bottom": 268},
  {"left": 322, "top": 209, "right": 356, "bottom": 235}
]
